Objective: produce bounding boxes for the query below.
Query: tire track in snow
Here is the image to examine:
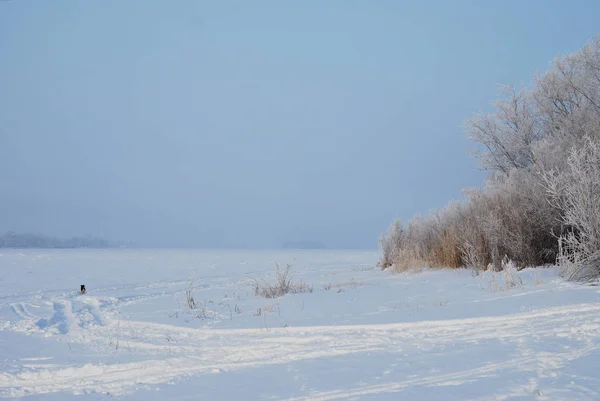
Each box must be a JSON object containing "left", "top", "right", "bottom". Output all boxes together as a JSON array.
[
  {"left": 1, "top": 303, "right": 600, "bottom": 398},
  {"left": 283, "top": 344, "right": 600, "bottom": 401},
  {"left": 9, "top": 303, "right": 36, "bottom": 320}
]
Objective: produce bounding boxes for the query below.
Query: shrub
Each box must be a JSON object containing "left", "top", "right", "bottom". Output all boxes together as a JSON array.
[{"left": 251, "top": 263, "right": 313, "bottom": 298}]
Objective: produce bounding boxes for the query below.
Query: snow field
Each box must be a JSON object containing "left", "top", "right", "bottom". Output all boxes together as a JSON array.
[{"left": 0, "top": 250, "right": 599, "bottom": 400}]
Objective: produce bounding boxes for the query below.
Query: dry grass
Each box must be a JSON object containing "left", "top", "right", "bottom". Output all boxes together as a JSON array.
[
  {"left": 389, "top": 249, "right": 429, "bottom": 274},
  {"left": 479, "top": 258, "right": 524, "bottom": 292},
  {"left": 251, "top": 263, "right": 313, "bottom": 299},
  {"left": 501, "top": 259, "right": 523, "bottom": 289},
  {"left": 185, "top": 283, "right": 197, "bottom": 310}
]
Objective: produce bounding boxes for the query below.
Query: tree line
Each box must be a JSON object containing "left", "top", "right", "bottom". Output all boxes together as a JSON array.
[
  {"left": 0, "top": 232, "right": 124, "bottom": 249},
  {"left": 380, "top": 37, "right": 600, "bottom": 281}
]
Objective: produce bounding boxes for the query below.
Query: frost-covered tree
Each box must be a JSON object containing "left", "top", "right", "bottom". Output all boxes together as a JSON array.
[
  {"left": 465, "top": 86, "right": 541, "bottom": 174},
  {"left": 544, "top": 137, "right": 600, "bottom": 281},
  {"left": 379, "top": 220, "right": 405, "bottom": 269},
  {"left": 380, "top": 36, "right": 600, "bottom": 279}
]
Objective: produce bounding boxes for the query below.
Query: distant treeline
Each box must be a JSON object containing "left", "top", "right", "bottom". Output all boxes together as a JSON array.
[{"left": 0, "top": 232, "right": 127, "bottom": 249}]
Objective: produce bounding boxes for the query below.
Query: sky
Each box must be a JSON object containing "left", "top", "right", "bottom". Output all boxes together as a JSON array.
[{"left": 0, "top": 0, "right": 599, "bottom": 248}]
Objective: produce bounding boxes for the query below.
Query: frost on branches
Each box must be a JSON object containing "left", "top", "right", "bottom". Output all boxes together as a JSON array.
[{"left": 381, "top": 37, "right": 600, "bottom": 280}]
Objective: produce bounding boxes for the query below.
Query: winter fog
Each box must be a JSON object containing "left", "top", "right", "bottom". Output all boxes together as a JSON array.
[{"left": 1, "top": 1, "right": 599, "bottom": 248}]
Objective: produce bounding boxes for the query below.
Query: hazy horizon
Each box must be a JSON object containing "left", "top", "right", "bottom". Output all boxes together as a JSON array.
[{"left": 1, "top": 1, "right": 599, "bottom": 248}]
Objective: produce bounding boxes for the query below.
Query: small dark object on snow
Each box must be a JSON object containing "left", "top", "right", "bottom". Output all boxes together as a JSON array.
[{"left": 80, "top": 285, "right": 86, "bottom": 295}]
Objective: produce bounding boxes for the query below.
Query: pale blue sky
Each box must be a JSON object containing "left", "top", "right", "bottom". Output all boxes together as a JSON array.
[{"left": 1, "top": 1, "right": 598, "bottom": 248}]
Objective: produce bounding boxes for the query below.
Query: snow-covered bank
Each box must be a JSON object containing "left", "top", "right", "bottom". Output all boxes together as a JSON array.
[{"left": 1, "top": 250, "right": 599, "bottom": 400}]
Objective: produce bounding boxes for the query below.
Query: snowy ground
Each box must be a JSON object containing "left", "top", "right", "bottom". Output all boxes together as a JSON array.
[{"left": 1, "top": 250, "right": 600, "bottom": 400}]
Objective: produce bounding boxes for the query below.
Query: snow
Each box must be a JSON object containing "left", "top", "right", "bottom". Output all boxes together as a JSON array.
[{"left": 1, "top": 249, "right": 600, "bottom": 400}]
